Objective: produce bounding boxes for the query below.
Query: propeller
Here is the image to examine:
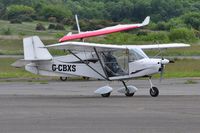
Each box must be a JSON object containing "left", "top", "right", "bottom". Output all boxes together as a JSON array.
[
  {"left": 159, "top": 58, "right": 164, "bottom": 82},
  {"left": 153, "top": 44, "right": 170, "bottom": 82},
  {"left": 159, "top": 58, "right": 169, "bottom": 82}
]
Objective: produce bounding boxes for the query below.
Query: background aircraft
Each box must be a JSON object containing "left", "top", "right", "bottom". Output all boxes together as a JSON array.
[{"left": 59, "top": 16, "right": 150, "bottom": 42}]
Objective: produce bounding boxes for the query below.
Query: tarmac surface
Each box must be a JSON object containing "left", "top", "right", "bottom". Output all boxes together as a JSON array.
[{"left": 0, "top": 78, "right": 200, "bottom": 133}]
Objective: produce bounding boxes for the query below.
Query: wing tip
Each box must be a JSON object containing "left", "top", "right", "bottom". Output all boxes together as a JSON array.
[{"left": 142, "top": 16, "right": 150, "bottom": 26}]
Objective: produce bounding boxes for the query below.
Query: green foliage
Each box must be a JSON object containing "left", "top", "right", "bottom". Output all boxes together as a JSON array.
[
  {"left": 1, "top": 27, "right": 12, "bottom": 35},
  {"left": 10, "top": 19, "right": 22, "bottom": 24},
  {"left": 72, "top": 19, "right": 114, "bottom": 31},
  {"left": 0, "top": 0, "right": 200, "bottom": 26},
  {"left": 6, "top": 5, "right": 35, "bottom": 21},
  {"left": 103, "top": 31, "right": 170, "bottom": 45},
  {"left": 139, "top": 32, "right": 170, "bottom": 43},
  {"left": 54, "top": 32, "right": 65, "bottom": 38},
  {"left": 48, "top": 24, "right": 56, "bottom": 30},
  {"left": 182, "top": 12, "right": 200, "bottom": 30},
  {"left": 35, "top": 23, "right": 46, "bottom": 31},
  {"left": 151, "top": 0, "right": 184, "bottom": 22},
  {"left": 55, "top": 23, "right": 65, "bottom": 30},
  {"left": 40, "top": 5, "right": 72, "bottom": 21},
  {"left": 169, "top": 28, "right": 197, "bottom": 43}
]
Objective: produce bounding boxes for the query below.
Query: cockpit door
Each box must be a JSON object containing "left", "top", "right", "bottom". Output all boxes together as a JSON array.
[{"left": 101, "top": 49, "right": 129, "bottom": 77}]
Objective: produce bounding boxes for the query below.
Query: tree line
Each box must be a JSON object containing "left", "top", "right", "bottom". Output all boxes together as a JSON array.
[{"left": 0, "top": 0, "right": 199, "bottom": 42}]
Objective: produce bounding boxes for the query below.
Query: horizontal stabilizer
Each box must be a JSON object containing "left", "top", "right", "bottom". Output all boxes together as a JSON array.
[
  {"left": 12, "top": 59, "right": 29, "bottom": 68},
  {"left": 12, "top": 59, "right": 51, "bottom": 68}
]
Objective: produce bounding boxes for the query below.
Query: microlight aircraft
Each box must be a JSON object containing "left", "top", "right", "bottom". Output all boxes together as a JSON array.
[{"left": 12, "top": 16, "right": 190, "bottom": 97}]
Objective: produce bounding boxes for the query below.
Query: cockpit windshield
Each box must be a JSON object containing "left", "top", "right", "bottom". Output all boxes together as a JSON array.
[{"left": 129, "top": 48, "right": 148, "bottom": 62}]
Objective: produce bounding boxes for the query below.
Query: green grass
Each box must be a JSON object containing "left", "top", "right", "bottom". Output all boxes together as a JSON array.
[
  {"left": 0, "top": 58, "right": 199, "bottom": 80},
  {"left": 0, "top": 20, "right": 71, "bottom": 37},
  {"left": 163, "top": 59, "right": 200, "bottom": 78},
  {"left": 0, "top": 58, "right": 40, "bottom": 79}
]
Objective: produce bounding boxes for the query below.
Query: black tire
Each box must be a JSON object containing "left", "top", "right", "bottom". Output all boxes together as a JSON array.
[
  {"left": 60, "top": 77, "right": 67, "bottom": 81},
  {"left": 101, "top": 92, "right": 111, "bottom": 97},
  {"left": 125, "top": 93, "right": 134, "bottom": 97},
  {"left": 150, "top": 87, "right": 159, "bottom": 97},
  {"left": 83, "top": 77, "right": 90, "bottom": 80}
]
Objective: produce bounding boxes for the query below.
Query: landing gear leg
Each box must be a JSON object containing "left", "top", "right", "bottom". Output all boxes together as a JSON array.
[
  {"left": 149, "top": 77, "right": 159, "bottom": 97},
  {"left": 122, "top": 81, "right": 134, "bottom": 97}
]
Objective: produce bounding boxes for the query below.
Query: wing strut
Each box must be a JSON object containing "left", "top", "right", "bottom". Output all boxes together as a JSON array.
[
  {"left": 93, "top": 47, "right": 109, "bottom": 79},
  {"left": 75, "top": 14, "right": 81, "bottom": 33},
  {"left": 68, "top": 50, "right": 109, "bottom": 80}
]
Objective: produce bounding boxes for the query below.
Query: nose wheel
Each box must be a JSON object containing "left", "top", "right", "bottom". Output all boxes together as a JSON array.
[
  {"left": 149, "top": 77, "right": 159, "bottom": 97},
  {"left": 150, "top": 87, "right": 159, "bottom": 97},
  {"left": 101, "top": 92, "right": 111, "bottom": 97},
  {"left": 125, "top": 92, "right": 135, "bottom": 97}
]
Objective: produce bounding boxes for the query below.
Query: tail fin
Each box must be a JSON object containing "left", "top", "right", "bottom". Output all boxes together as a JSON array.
[{"left": 23, "top": 36, "right": 52, "bottom": 60}]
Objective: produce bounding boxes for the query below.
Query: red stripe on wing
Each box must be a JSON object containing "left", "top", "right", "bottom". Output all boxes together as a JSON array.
[{"left": 59, "top": 25, "right": 140, "bottom": 42}]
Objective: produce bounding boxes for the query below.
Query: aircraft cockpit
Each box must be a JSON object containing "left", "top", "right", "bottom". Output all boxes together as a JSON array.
[{"left": 102, "top": 48, "right": 148, "bottom": 77}]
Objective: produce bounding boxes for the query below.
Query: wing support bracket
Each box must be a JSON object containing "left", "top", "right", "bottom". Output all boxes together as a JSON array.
[
  {"left": 93, "top": 47, "right": 109, "bottom": 79},
  {"left": 68, "top": 50, "right": 109, "bottom": 80}
]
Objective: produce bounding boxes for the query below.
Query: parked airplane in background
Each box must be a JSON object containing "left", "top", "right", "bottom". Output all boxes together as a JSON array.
[
  {"left": 12, "top": 16, "right": 190, "bottom": 97},
  {"left": 59, "top": 15, "right": 150, "bottom": 42}
]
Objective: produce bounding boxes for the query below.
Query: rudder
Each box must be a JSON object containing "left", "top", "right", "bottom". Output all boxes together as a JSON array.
[{"left": 23, "top": 36, "right": 52, "bottom": 60}]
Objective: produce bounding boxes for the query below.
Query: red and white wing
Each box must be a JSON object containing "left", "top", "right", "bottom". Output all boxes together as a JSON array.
[{"left": 59, "top": 16, "right": 150, "bottom": 42}]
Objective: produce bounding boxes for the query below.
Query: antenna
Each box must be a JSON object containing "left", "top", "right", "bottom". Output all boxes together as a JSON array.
[{"left": 75, "top": 14, "right": 81, "bottom": 33}]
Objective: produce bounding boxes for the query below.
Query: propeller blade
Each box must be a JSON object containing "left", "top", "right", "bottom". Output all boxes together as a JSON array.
[{"left": 159, "top": 65, "right": 164, "bottom": 82}]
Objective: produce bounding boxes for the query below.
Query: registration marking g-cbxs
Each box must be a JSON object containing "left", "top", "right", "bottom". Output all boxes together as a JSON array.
[{"left": 52, "top": 64, "right": 76, "bottom": 72}]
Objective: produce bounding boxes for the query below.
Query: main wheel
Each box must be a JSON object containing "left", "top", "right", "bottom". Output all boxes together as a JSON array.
[
  {"left": 101, "top": 92, "right": 111, "bottom": 97},
  {"left": 83, "top": 77, "right": 90, "bottom": 80},
  {"left": 60, "top": 77, "right": 67, "bottom": 81},
  {"left": 150, "top": 87, "right": 159, "bottom": 97},
  {"left": 125, "top": 93, "right": 134, "bottom": 97}
]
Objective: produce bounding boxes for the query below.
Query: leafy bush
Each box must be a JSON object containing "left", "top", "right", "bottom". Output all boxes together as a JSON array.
[
  {"left": 55, "top": 23, "right": 65, "bottom": 30},
  {"left": 40, "top": 5, "right": 72, "bottom": 21},
  {"left": 1, "top": 28, "right": 12, "bottom": 35},
  {"left": 169, "top": 28, "right": 197, "bottom": 42},
  {"left": 35, "top": 23, "right": 46, "bottom": 31},
  {"left": 48, "top": 23, "right": 65, "bottom": 30},
  {"left": 6, "top": 5, "right": 35, "bottom": 21},
  {"left": 104, "top": 31, "right": 170, "bottom": 44},
  {"left": 55, "top": 33, "right": 65, "bottom": 38},
  {"left": 182, "top": 12, "right": 200, "bottom": 30},
  {"left": 48, "top": 24, "right": 56, "bottom": 30},
  {"left": 10, "top": 19, "right": 22, "bottom": 24},
  {"left": 72, "top": 19, "right": 114, "bottom": 31},
  {"left": 155, "top": 21, "right": 170, "bottom": 31},
  {"left": 48, "top": 17, "right": 57, "bottom": 23}
]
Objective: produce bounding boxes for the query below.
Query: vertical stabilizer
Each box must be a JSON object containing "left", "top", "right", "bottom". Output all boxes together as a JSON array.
[{"left": 23, "top": 36, "right": 52, "bottom": 60}]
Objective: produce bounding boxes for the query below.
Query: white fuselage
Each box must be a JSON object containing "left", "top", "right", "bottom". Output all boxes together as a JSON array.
[{"left": 25, "top": 48, "right": 169, "bottom": 80}]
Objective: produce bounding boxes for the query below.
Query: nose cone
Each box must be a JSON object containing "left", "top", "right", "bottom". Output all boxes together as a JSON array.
[{"left": 161, "top": 59, "right": 169, "bottom": 65}]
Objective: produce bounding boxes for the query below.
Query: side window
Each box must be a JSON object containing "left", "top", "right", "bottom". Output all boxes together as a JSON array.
[{"left": 129, "top": 48, "right": 147, "bottom": 62}]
